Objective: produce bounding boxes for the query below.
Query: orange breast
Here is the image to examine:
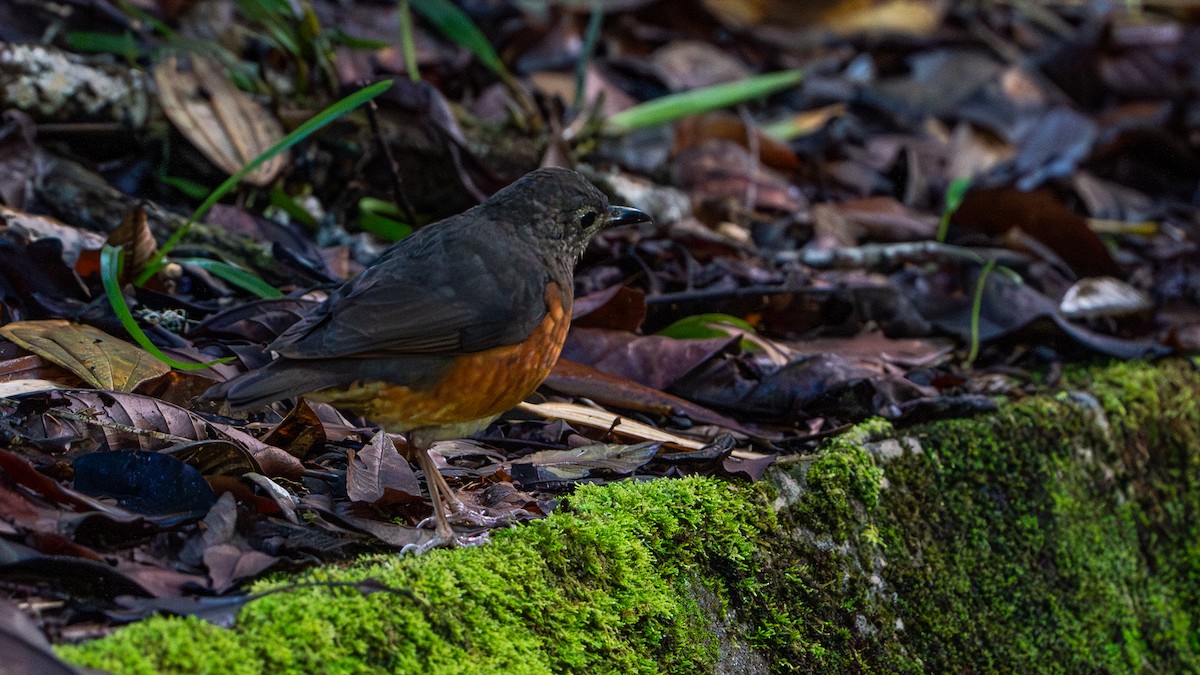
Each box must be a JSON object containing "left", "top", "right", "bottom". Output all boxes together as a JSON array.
[{"left": 310, "top": 283, "right": 571, "bottom": 433}]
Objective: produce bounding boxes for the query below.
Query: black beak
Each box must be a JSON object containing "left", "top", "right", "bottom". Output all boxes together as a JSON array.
[{"left": 607, "top": 205, "right": 652, "bottom": 227}]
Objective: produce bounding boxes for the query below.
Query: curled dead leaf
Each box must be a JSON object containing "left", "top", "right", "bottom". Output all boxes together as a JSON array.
[{"left": 153, "top": 55, "right": 288, "bottom": 186}]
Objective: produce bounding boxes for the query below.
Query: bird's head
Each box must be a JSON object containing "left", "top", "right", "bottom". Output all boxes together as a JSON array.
[{"left": 486, "top": 167, "right": 651, "bottom": 262}]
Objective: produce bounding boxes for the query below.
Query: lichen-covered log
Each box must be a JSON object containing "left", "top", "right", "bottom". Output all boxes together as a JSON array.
[
  {"left": 0, "top": 42, "right": 153, "bottom": 126},
  {"left": 59, "top": 360, "right": 1200, "bottom": 673}
]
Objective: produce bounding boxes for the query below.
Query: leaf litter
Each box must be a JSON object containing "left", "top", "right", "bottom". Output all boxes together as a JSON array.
[{"left": 0, "top": 0, "right": 1195, "bottom": 648}]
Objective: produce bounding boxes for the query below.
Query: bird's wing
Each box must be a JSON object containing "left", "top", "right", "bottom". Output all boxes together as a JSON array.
[{"left": 270, "top": 218, "right": 551, "bottom": 359}]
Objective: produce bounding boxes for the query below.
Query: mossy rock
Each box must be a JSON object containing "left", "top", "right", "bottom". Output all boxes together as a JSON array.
[{"left": 59, "top": 359, "right": 1200, "bottom": 673}]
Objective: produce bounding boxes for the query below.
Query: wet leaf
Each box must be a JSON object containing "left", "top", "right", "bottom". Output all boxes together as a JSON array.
[
  {"left": 261, "top": 398, "right": 327, "bottom": 460},
  {"left": 572, "top": 286, "right": 647, "bottom": 332},
  {"left": 674, "top": 111, "right": 801, "bottom": 171}
]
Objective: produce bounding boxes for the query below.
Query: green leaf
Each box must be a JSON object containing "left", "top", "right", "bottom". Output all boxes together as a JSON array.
[
  {"left": 101, "top": 245, "right": 231, "bottom": 371},
  {"left": 398, "top": 0, "right": 421, "bottom": 83},
  {"left": 936, "top": 176, "right": 972, "bottom": 243},
  {"left": 358, "top": 198, "right": 413, "bottom": 241},
  {"left": 657, "top": 313, "right": 756, "bottom": 340},
  {"left": 117, "top": 0, "right": 174, "bottom": 37},
  {"left": 359, "top": 213, "right": 413, "bottom": 242},
  {"left": 175, "top": 258, "right": 283, "bottom": 299},
  {"left": 135, "top": 79, "right": 394, "bottom": 286},
  {"left": 65, "top": 31, "right": 140, "bottom": 58},
  {"left": 327, "top": 29, "right": 390, "bottom": 51},
  {"left": 268, "top": 188, "right": 319, "bottom": 229},
  {"left": 159, "top": 174, "right": 211, "bottom": 200},
  {"left": 411, "top": 0, "right": 510, "bottom": 79},
  {"left": 605, "top": 69, "right": 805, "bottom": 134}
]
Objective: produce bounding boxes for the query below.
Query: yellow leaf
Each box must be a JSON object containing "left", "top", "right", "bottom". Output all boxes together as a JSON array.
[{"left": 0, "top": 320, "right": 171, "bottom": 392}]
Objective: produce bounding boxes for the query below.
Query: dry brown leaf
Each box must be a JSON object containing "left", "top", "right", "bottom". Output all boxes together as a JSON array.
[
  {"left": 347, "top": 430, "right": 421, "bottom": 505},
  {"left": 0, "top": 320, "right": 170, "bottom": 391},
  {"left": 823, "top": 0, "right": 945, "bottom": 37},
  {"left": 517, "top": 401, "right": 767, "bottom": 461},
  {"left": 153, "top": 55, "right": 288, "bottom": 186},
  {"left": 1, "top": 388, "right": 305, "bottom": 478},
  {"left": 702, "top": 0, "right": 943, "bottom": 36},
  {"left": 518, "top": 401, "right": 705, "bottom": 450},
  {"left": 105, "top": 206, "right": 159, "bottom": 279},
  {"left": 651, "top": 41, "right": 752, "bottom": 91},
  {"left": 0, "top": 205, "right": 105, "bottom": 266}
]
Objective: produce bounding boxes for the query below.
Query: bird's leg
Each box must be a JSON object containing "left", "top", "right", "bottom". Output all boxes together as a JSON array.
[
  {"left": 407, "top": 431, "right": 455, "bottom": 542},
  {"left": 408, "top": 432, "right": 511, "bottom": 532}
]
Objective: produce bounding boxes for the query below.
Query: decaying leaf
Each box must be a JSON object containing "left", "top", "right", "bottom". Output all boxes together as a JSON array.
[
  {"left": 99, "top": 206, "right": 159, "bottom": 282},
  {"left": 347, "top": 430, "right": 421, "bottom": 505},
  {"left": 510, "top": 441, "right": 661, "bottom": 485},
  {"left": 0, "top": 320, "right": 170, "bottom": 391},
  {"left": 2, "top": 389, "right": 304, "bottom": 477}
]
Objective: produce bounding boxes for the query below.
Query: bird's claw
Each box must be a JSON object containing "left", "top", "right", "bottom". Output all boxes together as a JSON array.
[
  {"left": 427, "top": 502, "right": 508, "bottom": 529},
  {"left": 400, "top": 528, "right": 490, "bottom": 555}
]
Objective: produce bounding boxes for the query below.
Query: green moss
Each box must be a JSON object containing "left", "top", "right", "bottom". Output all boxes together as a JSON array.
[
  {"left": 60, "top": 478, "right": 757, "bottom": 674},
  {"left": 58, "top": 360, "right": 1200, "bottom": 673},
  {"left": 57, "top": 615, "right": 261, "bottom": 675},
  {"left": 738, "top": 359, "right": 1200, "bottom": 671},
  {"left": 870, "top": 359, "right": 1200, "bottom": 672}
]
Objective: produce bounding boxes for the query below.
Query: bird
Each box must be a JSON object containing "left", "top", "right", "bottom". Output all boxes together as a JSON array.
[{"left": 203, "top": 167, "right": 650, "bottom": 546}]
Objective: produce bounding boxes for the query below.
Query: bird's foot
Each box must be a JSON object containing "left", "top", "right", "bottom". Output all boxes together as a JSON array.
[
  {"left": 423, "top": 499, "right": 512, "bottom": 529},
  {"left": 399, "top": 528, "right": 490, "bottom": 555},
  {"left": 404, "top": 436, "right": 529, "bottom": 553}
]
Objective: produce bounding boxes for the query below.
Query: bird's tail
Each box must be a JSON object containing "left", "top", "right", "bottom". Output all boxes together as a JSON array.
[{"left": 199, "top": 359, "right": 339, "bottom": 411}]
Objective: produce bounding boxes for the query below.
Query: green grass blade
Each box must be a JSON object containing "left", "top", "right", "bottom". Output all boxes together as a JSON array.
[
  {"left": 117, "top": 0, "right": 175, "bottom": 37},
  {"left": 159, "top": 173, "right": 211, "bottom": 200},
  {"left": 175, "top": 258, "right": 283, "bottom": 299},
  {"left": 135, "top": 79, "right": 394, "bottom": 286},
  {"left": 65, "top": 31, "right": 140, "bottom": 58},
  {"left": 101, "top": 245, "right": 232, "bottom": 371},
  {"left": 605, "top": 69, "right": 805, "bottom": 133},
  {"left": 399, "top": 0, "right": 421, "bottom": 83},
  {"left": 358, "top": 197, "right": 413, "bottom": 241},
  {"left": 966, "top": 258, "right": 997, "bottom": 367},
  {"left": 411, "top": 0, "right": 509, "bottom": 79},
  {"left": 268, "top": 188, "right": 319, "bottom": 229}
]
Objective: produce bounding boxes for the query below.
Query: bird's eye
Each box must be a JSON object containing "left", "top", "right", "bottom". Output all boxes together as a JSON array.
[{"left": 580, "top": 211, "right": 597, "bottom": 228}]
